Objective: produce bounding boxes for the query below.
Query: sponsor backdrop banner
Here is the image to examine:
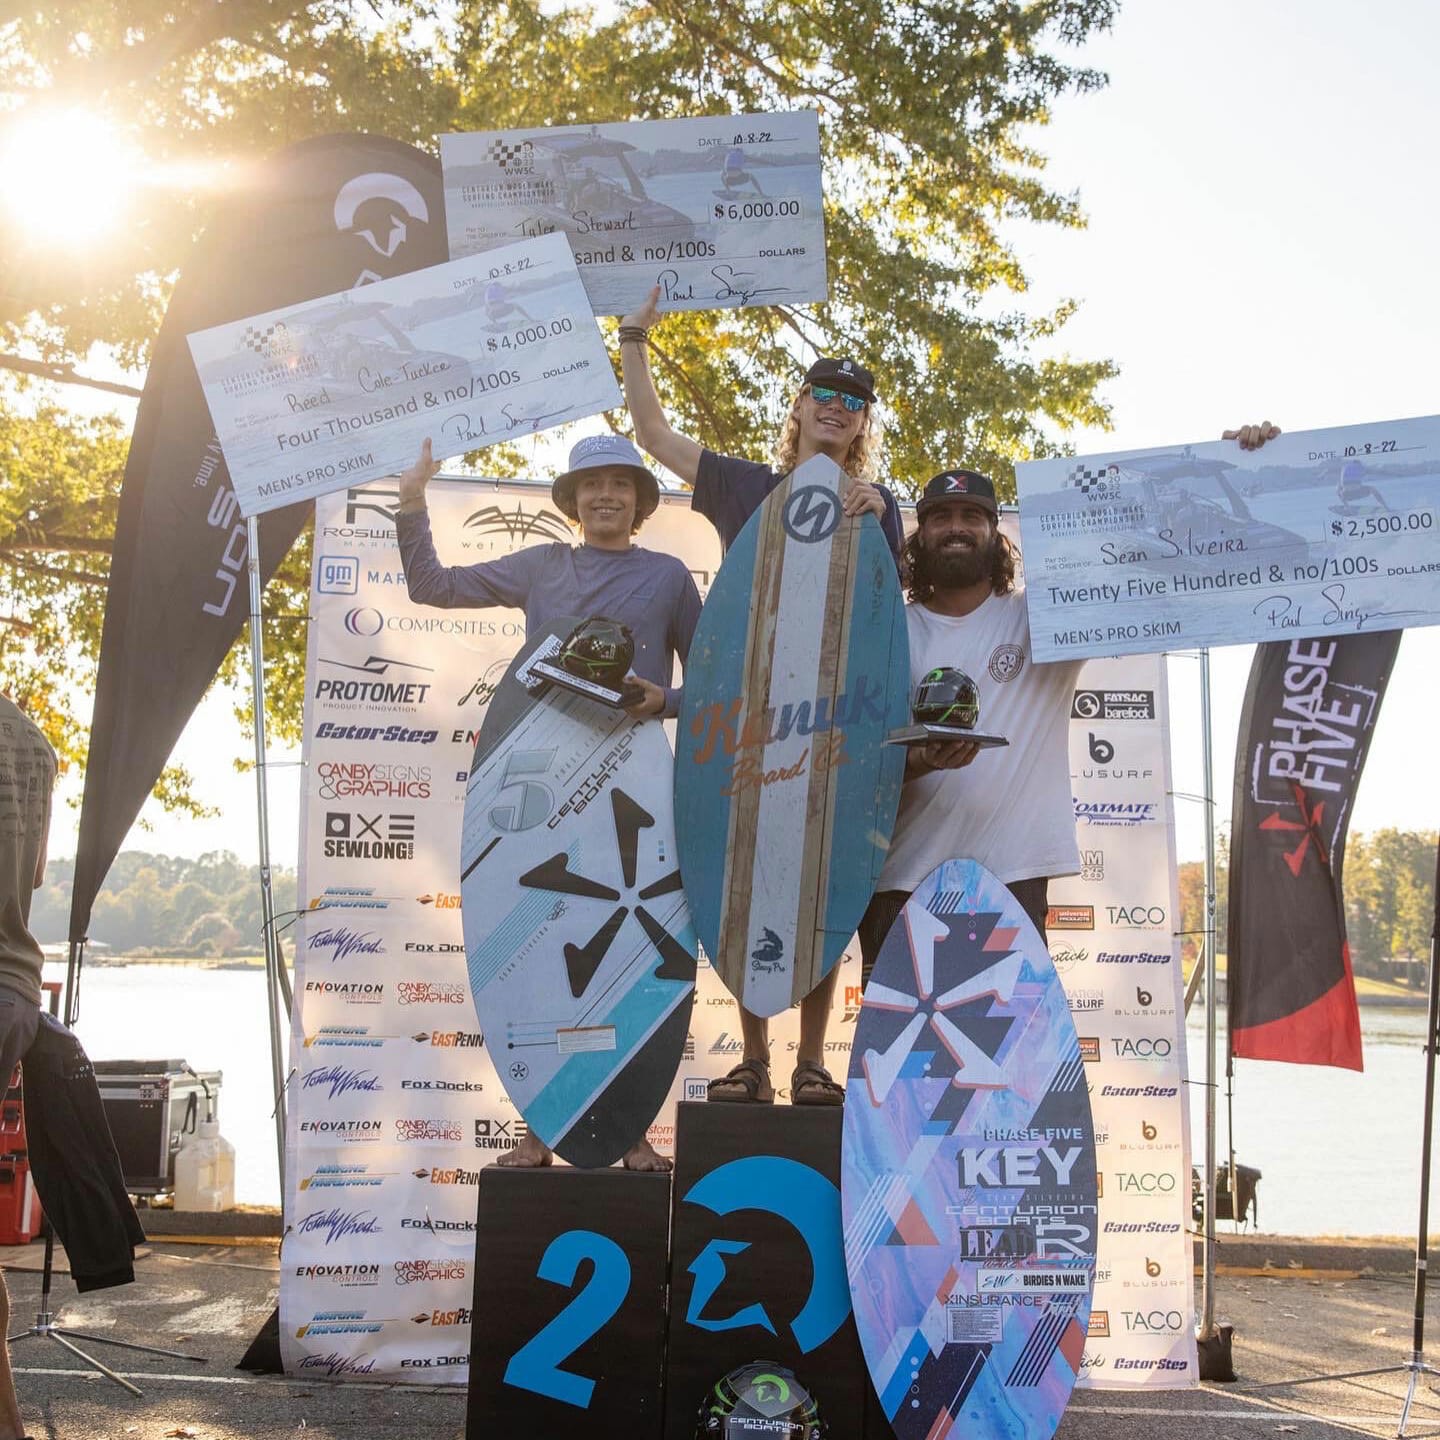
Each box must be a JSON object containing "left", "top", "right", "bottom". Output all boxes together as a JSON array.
[
  {"left": 71, "top": 133, "right": 448, "bottom": 951},
  {"left": 1227, "top": 631, "right": 1402, "bottom": 1070},
  {"left": 1013, "top": 414, "right": 1440, "bottom": 663},
  {"left": 282, "top": 487, "right": 1192, "bottom": 1388}
]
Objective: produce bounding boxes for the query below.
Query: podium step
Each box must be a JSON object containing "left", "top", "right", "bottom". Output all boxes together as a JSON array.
[
  {"left": 665, "top": 1101, "right": 871, "bottom": 1440},
  {"left": 467, "top": 1165, "right": 670, "bottom": 1439}
]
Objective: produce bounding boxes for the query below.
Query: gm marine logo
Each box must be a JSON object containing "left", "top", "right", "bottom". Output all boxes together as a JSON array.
[{"left": 681, "top": 1155, "right": 849, "bottom": 1354}]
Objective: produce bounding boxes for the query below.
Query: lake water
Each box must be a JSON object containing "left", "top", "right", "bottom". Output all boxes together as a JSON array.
[{"left": 42, "top": 962, "right": 1439, "bottom": 1239}]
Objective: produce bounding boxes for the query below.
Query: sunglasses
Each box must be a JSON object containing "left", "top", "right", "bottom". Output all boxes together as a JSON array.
[{"left": 809, "top": 385, "right": 867, "bottom": 413}]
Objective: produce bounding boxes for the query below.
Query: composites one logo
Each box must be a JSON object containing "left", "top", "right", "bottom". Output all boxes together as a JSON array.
[
  {"left": 682, "top": 1155, "right": 849, "bottom": 1354},
  {"left": 295, "top": 1208, "right": 382, "bottom": 1246},
  {"left": 306, "top": 926, "right": 385, "bottom": 963},
  {"left": 1073, "top": 799, "right": 1157, "bottom": 828},
  {"left": 316, "top": 760, "right": 431, "bottom": 800},
  {"left": 342, "top": 605, "right": 496, "bottom": 640},
  {"left": 1072, "top": 689, "right": 1156, "bottom": 721}
]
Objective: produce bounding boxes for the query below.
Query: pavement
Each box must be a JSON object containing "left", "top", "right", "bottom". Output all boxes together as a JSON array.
[{"left": 3, "top": 1229, "right": 1439, "bottom": 1439}]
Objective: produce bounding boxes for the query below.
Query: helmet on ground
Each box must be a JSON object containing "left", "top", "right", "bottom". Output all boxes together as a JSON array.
[
  {"left": 912, "top": 666, "right": 980, "bottom": 729},
  {"left": 696, "top": 1361, "right": 823, "bottom": 1440},
  {"left": 557, "top": 618, "right": 634, "bottom": 687}
]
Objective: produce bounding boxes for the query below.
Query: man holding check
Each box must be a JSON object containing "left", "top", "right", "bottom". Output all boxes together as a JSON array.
[
  {"left": 396, "top": 431, "right": 701, "bottom": 1168},
  {"left": 617, "top": 285, "right": 902, "bottom": 1106}
]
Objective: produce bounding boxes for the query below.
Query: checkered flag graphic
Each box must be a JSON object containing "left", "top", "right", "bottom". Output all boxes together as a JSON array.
[
  {"left": 1066, "top": 463, "right": 1110, "bottom": 495},
  {"left": 240, "top": 322, "right": 292, "bottom": 359},
  {"left": 486, "top": 138, "right": 531, "bottom": 171}
]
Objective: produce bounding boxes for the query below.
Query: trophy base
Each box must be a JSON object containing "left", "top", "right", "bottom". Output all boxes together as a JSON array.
[{"left": 884, "top": 723, "right": 1009, "bottom": 749}]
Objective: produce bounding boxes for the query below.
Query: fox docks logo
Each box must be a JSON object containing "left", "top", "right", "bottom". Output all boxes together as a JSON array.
[{"left": 323, "top": 811, "right": 416, "bottom": 860}]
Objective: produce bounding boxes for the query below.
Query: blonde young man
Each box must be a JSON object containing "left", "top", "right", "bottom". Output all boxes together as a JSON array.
[{"left": 617, "top": 286, "right": 901, "bottom": 1106}]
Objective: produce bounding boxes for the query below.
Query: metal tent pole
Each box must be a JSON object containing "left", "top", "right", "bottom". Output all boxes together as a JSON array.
[
  {"left": 1198, "top": 647, "right": 1219, "bottom": 1341},
  {"left": 247, "top": 515, "right": 289, "bottom": 1195}
]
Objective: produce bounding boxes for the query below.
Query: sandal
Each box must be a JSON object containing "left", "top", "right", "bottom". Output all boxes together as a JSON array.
[
  {"left": 706, "top": 1058, "right": 774, "bottom": 1104},
  {"left": 791, "top": 1060, "right": 845, "bottom": 1106}
]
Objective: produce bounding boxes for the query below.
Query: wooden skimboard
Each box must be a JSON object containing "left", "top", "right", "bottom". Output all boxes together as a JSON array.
[
  {"left": 460, "top": 618, "right": 697, "bottom": 1167},
  {"left": 842, "top": 858, "right": 1097, "bottom": 1440},
  {"left": 675, "top": 453, "right": 909, "bottom": 1017}
]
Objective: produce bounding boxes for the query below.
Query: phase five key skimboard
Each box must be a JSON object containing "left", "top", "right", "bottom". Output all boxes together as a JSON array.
[
  {"left": 675, "top": 454, "right": 909, "bottom": 1017},
  {"left": 842, "top": 858, "right": 1097, "bottom": 1440},
  {"left": 460, "top": 619, "right": 697, "bottom": 1167}
]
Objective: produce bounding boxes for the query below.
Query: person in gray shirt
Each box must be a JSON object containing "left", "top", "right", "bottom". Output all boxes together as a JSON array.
[
  {"left": 0, "top": 693, "right": 55, "bottom": 1440},
  {"left": 396, "top": 432, "right": 702, "bottom": 1170}
]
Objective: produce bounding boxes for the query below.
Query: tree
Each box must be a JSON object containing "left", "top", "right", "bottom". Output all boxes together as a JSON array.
[{"left": 1, "top": 0, "right": 1118, "bottom": 804}]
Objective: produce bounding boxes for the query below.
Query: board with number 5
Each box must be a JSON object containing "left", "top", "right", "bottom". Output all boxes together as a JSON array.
[{"left": 460, "top": 618, "right": 697, "bottom": 1167}]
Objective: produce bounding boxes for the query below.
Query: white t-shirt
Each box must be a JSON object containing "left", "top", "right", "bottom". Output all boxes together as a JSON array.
[{"left": 877, "top": 590, "right": 1084, "bottom": 892}]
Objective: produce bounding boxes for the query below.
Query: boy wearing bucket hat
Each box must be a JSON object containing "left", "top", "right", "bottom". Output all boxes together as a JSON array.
[
  {"left": 397, "top": 433, "right": 700, "bottom": 723},
  {"left": 395, "top": 434, "right": 701, "bottom": 1173}
]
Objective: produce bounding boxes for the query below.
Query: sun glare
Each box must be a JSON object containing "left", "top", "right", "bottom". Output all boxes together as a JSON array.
[{"left": 0, "top": 107, "right": 142, "bottom": 250}]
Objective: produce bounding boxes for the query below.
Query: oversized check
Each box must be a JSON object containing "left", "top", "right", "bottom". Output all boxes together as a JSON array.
[
  {"left": 440, "top": 111, "right": 826, "bottom": 315},
  {"left": 187, "top": 232, "right": 619, "bottom": 517},
  {"left": 1015, "top": 414, "right": 1440, "bottom": 661}
]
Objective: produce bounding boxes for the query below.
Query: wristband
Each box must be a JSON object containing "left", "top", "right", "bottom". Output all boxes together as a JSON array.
[{"left": 617, "top": 325, "right": 649, "bottom": 346}]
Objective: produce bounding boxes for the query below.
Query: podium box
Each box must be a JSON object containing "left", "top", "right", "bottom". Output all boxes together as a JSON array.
[
  {"left": 664, "top": 1101, "right": 868, "bottom": 1440},
  {"left": 467, "top": 1165, "right": 670, "bottom": 1440}
]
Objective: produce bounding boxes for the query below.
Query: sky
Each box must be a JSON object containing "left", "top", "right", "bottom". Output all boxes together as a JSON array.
[{"left": 46, "top": 0, "right": 1440, "bottom": 869}]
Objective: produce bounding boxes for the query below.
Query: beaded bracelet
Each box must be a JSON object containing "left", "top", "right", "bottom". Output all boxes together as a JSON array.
[{"left": 617, "top": 325, "right": 649, "bottom": 346}]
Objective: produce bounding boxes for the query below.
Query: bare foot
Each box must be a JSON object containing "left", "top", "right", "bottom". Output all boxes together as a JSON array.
[
  {"left": 494, "top": 1132, "right": 554, "bottom": 1167},
  {"left": 621, "top": 1137, "right": 673, "bottom": 1172}
]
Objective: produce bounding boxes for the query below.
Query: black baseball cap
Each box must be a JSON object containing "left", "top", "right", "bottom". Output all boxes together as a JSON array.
[
  {"left": 916, "top": 469, "right": 999, "bottom": 519},
  {"left": 802, "top": 357, "right": 876, "bottom": 404}
]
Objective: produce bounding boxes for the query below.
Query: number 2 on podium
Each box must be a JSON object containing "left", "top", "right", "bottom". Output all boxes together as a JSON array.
[{"left": 503, "top": 1229, "right": 632, "bottom": 1407}]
